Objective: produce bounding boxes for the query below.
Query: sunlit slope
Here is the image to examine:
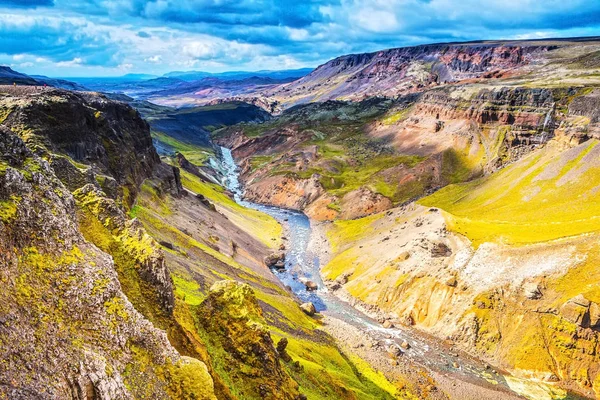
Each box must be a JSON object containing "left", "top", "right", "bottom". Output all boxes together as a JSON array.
[{"left": 421, "top": 139, "right": 600, "bottom": 245}]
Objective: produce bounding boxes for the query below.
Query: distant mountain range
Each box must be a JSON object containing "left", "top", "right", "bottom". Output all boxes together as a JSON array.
[
  {"left": 0, "top": 66, "right": 88, "bottom": 90},
  {"left": 162, "top": 68, "right": 314, "bottom": 81}
]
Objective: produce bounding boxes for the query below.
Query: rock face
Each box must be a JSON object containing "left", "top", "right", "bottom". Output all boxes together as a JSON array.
[
  {"left": 0, "top": 127, "right": 215, "bottom": 399},
  {"left": 265, "top": 41, "right": 557, "bottom": 107},
  {"left": 0, "top": 88, "right": 161, "bottom": 206},
  {"left": 197, "top": 281, "right": 300, "bottom": 399},
  {"left": 560, "top": 295, "right": 600, "bottom": 328}
]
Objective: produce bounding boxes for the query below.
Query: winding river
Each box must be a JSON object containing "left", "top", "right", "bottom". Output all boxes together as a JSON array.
[{"left": 218, "top": 146, "right": 571, "bottom": 400}]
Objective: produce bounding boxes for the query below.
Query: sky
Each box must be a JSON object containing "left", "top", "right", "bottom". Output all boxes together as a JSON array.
[{"left": 1, "top": 0, "right": 600, "bottom": 77}]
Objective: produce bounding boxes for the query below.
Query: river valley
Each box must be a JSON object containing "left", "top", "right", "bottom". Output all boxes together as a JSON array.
[{"left": 217, "top": 147, "right": 551, "bottom": 400}]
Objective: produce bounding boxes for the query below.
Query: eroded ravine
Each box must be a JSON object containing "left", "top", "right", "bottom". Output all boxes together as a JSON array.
[{"left": 218, "top": 146, "right": 528, "bottom": 399}]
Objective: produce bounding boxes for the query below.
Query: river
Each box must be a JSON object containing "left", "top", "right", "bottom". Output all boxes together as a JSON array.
[{"left": 218, "top": 146, "right": 578, "bottom": 400}]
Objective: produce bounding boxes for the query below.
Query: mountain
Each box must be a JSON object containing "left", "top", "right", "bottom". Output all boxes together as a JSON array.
[
  {"left": 0, "top": 84, "right": 407, "bottom": 399},
  {"left": 30, "top": 75, "right": 88, "bottom": 90},
  {"left": 143, "top": 76, "right": 302, "bottom": 108},
  {"left": 0, "top": 66, "right": 39, "bottom": 85},
  {"left": 68, "top": 73, "right": 310, "bottom": 107},
  {"left": 253, "top": 36, "right": 600, "bottom": 110}
]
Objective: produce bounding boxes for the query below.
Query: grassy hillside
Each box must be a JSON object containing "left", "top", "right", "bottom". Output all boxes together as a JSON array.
[{"left": 421, "top": 139, "right": 600, "bottom": 246}]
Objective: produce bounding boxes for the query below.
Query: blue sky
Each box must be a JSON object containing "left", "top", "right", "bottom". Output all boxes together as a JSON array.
[{"left": 1, "top": 0, "right": 600, "bottom": 77}]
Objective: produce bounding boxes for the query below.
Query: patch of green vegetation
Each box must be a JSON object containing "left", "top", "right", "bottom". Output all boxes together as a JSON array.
[
  {"left": 326, "top": 202, "right": 341, "bottom": 212},
  {"left": 0, "top": 195, "right": 19, "bottom": 223},
  {"left": 152, "top": 130, "right": 213, "bottom": 166},
  {"left": 421, "top": 140, "right": 600, "bottom": 246},
  {"left": 173, "top": 275, "right": 205, "bottom": 306},
  {"left": 381, "top": 105, "right": 413, "bottom": 125},
  {"left": 282, "top": 336, "right": 397, "bottom": 400},
  {"left": 179, "top": 169, "right": 282, "bottom": 248},
  {"left": 248, "top": 155, "right": 276, "bottom": 172},
  {"left": 442, "top": 147, "right": 483, "bottom": 184},
  {"left": 0, "top": 106, "right": 13, "bottom": 124},
  {"left": 327, "top": 212, "right": 385, "bottom": 252}
]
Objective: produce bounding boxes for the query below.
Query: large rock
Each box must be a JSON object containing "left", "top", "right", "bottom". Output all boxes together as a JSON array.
[
  {"left": 299, "top": 277, "right": 318, "bottom": 291},
  {"left": 264, "top": 252, "right": 285, "bottom": 268},
  {"left": 198, "top": 281, "right": 300, "bottom": 398},
  {"left": 560, "top": 294, "right": 599, "bottom": 328},
  {"left": 523, "top": 282, "right": 543, "bottom": 299},
  {"left": 300, "top": 302, "right": 316, "bottom": 316}
]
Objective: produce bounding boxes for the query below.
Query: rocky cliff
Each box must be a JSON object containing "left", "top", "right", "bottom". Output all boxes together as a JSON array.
[
  {"left": 0, "top": 124, "right": 216, "bottom": 399},
  {"left": 261, "top": 38, "right": 600, "bottom": 110}
]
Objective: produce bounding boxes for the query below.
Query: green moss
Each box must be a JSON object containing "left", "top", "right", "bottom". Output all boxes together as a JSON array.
[
  {"left": 0, "top": 195, "right": 19, "bottom": 223},
  {"left": 152, "top": 130, "right": 213, "bottom": 166},
  {"left": 0, "top": 106, "right": 13, "bottom": 124},
  {"left": 380, "top": 105, "right": 413, "bottom": 125},
  {"left": 166, "top": 357, "right": 216, "bottom": 400},
  {"left": 327, "top": 212, "right": 384, "bottom": 252},
  {"left": 173, "top": 275, "right": 205, "bottom": 306},
  {"left": 76, "top": 196, "right": 170, "bottom": 330},
  {"left": 326, "top": 202, "right": 341, "bottom": 212}
]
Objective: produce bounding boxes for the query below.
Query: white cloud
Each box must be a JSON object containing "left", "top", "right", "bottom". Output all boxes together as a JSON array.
[
  {"left": 144, "top": 55, "right": 162, "bottom": 63},
  {"left": 350, "top": 8, "right": 398, "bottom": 33},
  {"left": 118, "top": 63, "right": 133, "bottom": 70},
  {"left": 287, "top": 28, "right": 310, "bottom": 41},
  {"left": 183, "top": 40, "right": 219, "bottom": 59},
  {"left": 56, "top": 57, "right": 83, "bottom": 67}
]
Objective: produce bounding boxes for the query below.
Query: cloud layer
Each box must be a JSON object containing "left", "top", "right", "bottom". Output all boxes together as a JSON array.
[{"left": 1, "top": 0, "right": 599, "bottom": 76}]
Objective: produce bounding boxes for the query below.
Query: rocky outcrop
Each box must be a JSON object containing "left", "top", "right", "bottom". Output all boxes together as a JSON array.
[
  {"left": 0, "top": 128, "right": 215, "bottom": 399},
  {"left": 74, "top": 184, "right": 175, "bottom": 313},
  {"left": 0, "top": 88, "right": 161, "bottom": 205},
  {"left": 560, "top": 295, "right": 600, "bottom": 329},
  {"left": 197, "top": 281, "right": 301, "bottom": 399},
  {"left": 244, "top": 174, "right": 325, "bottom": 211}
]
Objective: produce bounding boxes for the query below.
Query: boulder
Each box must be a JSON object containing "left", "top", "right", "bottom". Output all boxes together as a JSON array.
[
  {"left": 335, "top": 270, "right": 353, "bottom": 285},
  {"left": 400, "top": 340, "right": 410, "bottom": 350},
  {"left": 590, "top": 302, "right": 600, "bottom": 328},
  {"left": 431, "top": 242, "right": 452, "bottom": 257},
  {"left": 523, "top": 282, "right": 543, "bottom": 299},
  {"left": 560, "top": 294, "right": 593, "bottom": 327},
  {"left": 386, "top": 344, "right": 402, "bottom": 357},
  {"left": 445, "top": 277, "right": 458, "bottom": 287},
  {"left": 300, "top": 302, "right": 316, "bottom": 316},
  {"left": 276, "top": 338, "right": 292, "bottom": 362},
  {"left": 264, "top": 252, "right": 285, "bottom": 268},
  {"left": 299, "top": 277, "right": 318, "bottom": 291},
  {"left": 396, "top": 251, "right": 411, "bottom": 262},
  {"left": 382, "top": 320, "right": 394, "bottom": 329}
]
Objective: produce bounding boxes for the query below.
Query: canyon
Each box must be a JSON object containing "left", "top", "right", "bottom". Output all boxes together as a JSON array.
[{"left": 2, "top": 36, "right": 600, "bottom": 400}]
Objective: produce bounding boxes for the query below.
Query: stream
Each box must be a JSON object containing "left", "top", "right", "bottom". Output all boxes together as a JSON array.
[{"left": 218, "top": 146, "right": 556, "bottom": 399}]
